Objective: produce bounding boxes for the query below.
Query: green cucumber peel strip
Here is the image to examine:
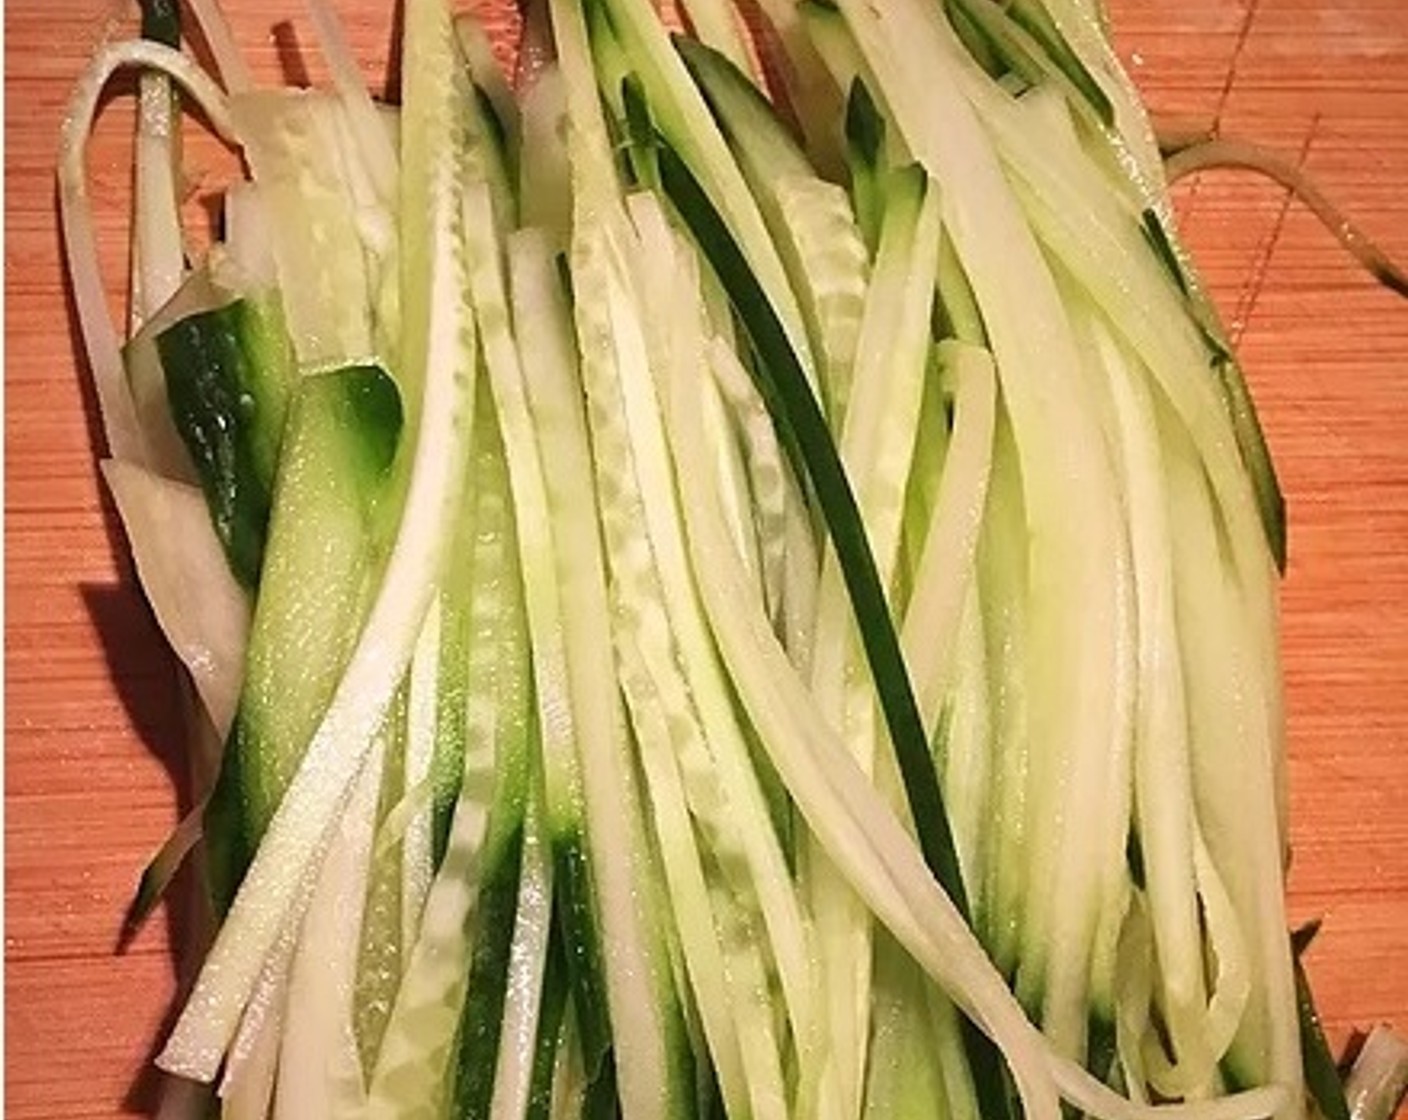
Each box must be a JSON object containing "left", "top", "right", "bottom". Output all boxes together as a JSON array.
[
  {"left": 1290, "top": 922, "right": 1351, "bottom": 1120},
  {"left": 656, "top": 140, "right": 969, "bottom": 919}
]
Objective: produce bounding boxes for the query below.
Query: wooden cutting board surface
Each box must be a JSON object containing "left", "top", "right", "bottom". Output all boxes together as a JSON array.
[{"left": 5, "top": 1, "right": 1406, "bottom": 1116}]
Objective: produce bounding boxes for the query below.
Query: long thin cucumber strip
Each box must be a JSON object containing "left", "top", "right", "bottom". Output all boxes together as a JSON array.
[
  {"left": 158, "top": 0, "right": 479, "bottom": 1078},
  {"left": 700, "top": 353, "right": 766, "bottom": 591},
  {"left": 1035, "top": 0, "right": 1288, "bottom": 561},
  {"left": 353, "top": 694, "right": 408, "bottom": 1075},
  {"left": 613, "top": 634, "right": 753, "bottom": 1120},
  {"left": 156, "top": 288, "right": 296, "bottom": 588},
  {"left": 185, "top": 0, "right": 254, "bottom": 93},
  {"left": 365, "top": 391, "right": 529, "bottom": 1118},
  {"left": 900, "top": 340, "right": 996, "bottom": 739},
  {"left": 273, "top": 736, "right": 384, "bottom": 1120},
  {"left": 132, "top": 0, "right": 184, "bottom": 332},
  {"left": 517, "top": 67, "right": 572, "bottom": 241},
  {"left": 464, "top": 178, "right": 621, "bottom": 1105},
  {"left": 802, "top": 162, "right": 941, "bottom": 1120},
  {"left": 1164, "top": 416, "right": 1300, "bottom": 1114},
  {"left": 1083, "top": 302, "right": 1210, "bottom": 1086},
  {"left": 218, "top": 869, "right": 310, "bottom": 1115},
  {"left": 489, "top": 789, "right": 554, "bottom": 1120},
  {"left": 830, "top": 0, "right": 1127, "bottom": 1060},
  {"left": 59, "top": 40, "right": 236, "bottom": 465},
  {"left": 454, "top": 13, "right": 520, "bottom": 153},
  {"left": 974, "top": 409, "right": 1029, "bottom": 975},
  {"left": 937, "top": 581, "right": 993, "bottom": 900},
  {"left": 547, "top": 8, "right": 710, "bottom": 1113},
  {"left": 100, "top": 461, "right": 249, "bottom": 739},
  {"left": 663, "top": 308, "right": 1296, "bottom": 1120},
  {"left": 595, "top": 0, "right": 819, "bottom": 384},
  {"left": 677, "top": 0, "right": 756, "bottom": 79},
  {"left": 402, "top": 603, "right": 442, "bottom": 950},
  {"left": 506, "top": 226, "right": 613, "bottom": 1079}
]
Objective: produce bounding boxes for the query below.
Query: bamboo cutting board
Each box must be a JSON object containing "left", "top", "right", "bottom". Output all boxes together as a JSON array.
[{"left": 4, "top": 1, "right": 1406, "bottom": 1116}]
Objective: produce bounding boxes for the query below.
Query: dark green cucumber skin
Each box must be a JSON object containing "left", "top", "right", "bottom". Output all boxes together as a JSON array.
[
  {"left": 157, "top": 294, "right": 295, "bottom": 589},
  {"left": 139, "top": 0, "right": 179, "bottom": 46},
  {"left": 204, "top": 366, "right": 402, "bottom": 914},
  {"left": 525, "top": 927, "right": 570, "bottom": 1120},
  {"left": 450, "top": 822, "right": 528, "bottom": 1119}
]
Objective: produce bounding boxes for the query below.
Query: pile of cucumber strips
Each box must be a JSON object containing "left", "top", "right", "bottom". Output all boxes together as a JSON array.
[{"left": 58, "top": 0, "right": 1408, "bottom": 1118}]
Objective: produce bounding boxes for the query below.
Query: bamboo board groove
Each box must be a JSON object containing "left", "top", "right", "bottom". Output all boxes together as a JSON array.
[{"left": 4, "top": 0, "right": 1405, "bottom": 1115}]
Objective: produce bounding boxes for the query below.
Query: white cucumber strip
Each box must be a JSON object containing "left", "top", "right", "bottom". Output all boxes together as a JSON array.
[
  {"left": 988, "top": 93, "right": 1274, "bottom": 614},
  {"left": 59, "top": 39, "right": 236, "bottom": 466},
  {"left": 832, "top": 0, "right": 1127, "bottom": 1056},
  {"left": 158, "top": 0, "right": 478, "bottom": 1079},
  {"left": 132, "top": 67, "right": 184, "bottom": 332},
  {"left": 471, "top": 179, "right": 702, "bottom": 1118},
  {"left": 101, "top": 461, "right": 249, "bottom": 737},
  {"left": 488, "top": 790, "right": 554, "bottom": 1120},
  {"left": 218, "top": 868, "right": 313, "bottom": 1115},
  {"left": 231, "top": 89, "right": 377, "bottom": 369},
  {"left": 975, "top": 409, "right": 1028, "bottom": 974},
  {"left": 598, "top": 0, "right": 819, "bottom": 386},
  {"left": 274, "top": 736, "right": 385, "bottom": 1120},
  {"left": 1164, "top": 416, "right": 1300, "bottom": 1112},
  {"left": 1085, "top": 301, "right": 1210, "bottom": 1082},
  {"left": 679, "top": 0, "right": 757, "bottom": 79},
  {"left": 1114, "top": 892, "right": 1155, "bottom": 1105},
  {"left": 900, "top": 339, "right": 996, "bottom": 739},
  {"left": 938, "top": 581, "right": 993, "bottom": 898},
  {"left": 401, "top": 601, "right": 442, "bottom": 959},
  {"left": 607, "top": 199, "right": 810, "bottom": 1119}
]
